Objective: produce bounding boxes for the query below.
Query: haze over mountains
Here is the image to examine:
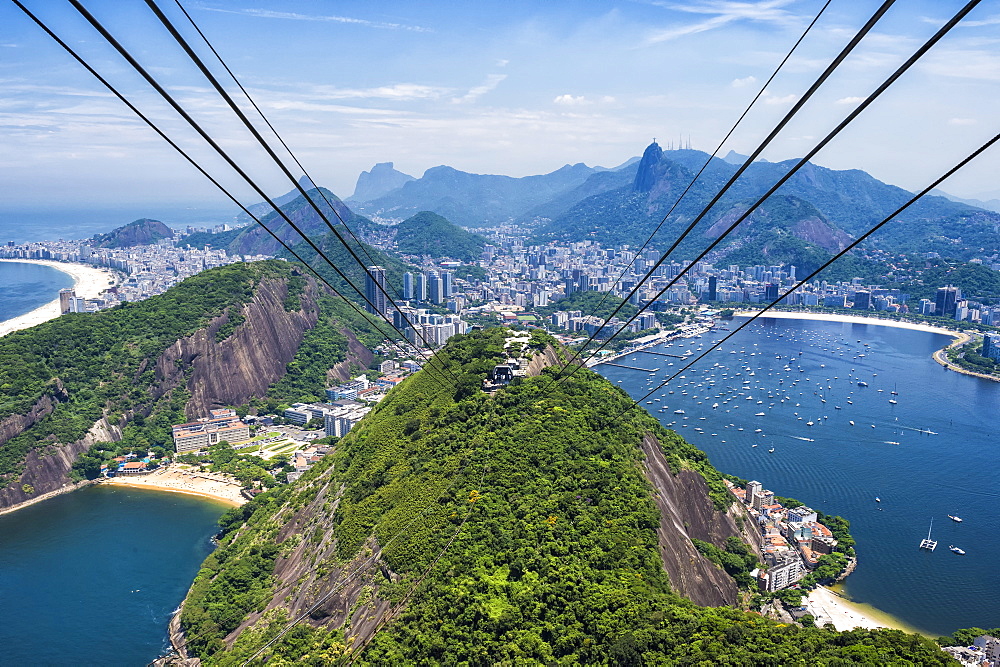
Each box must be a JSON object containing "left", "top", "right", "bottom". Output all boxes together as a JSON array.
[{"left": 339, "top": 142, "right": 1000, "bottom": 272}]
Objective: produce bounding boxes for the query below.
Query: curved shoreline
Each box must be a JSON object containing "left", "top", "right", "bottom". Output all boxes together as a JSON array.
[
  {"left": 0, "top": 259, "right": 118, "bottom": 338},
  {"left": 733, "top": 309, "right": 1000, "bottom": 383},
  {"left": 98, "top": 468, "right": 246, "bottom": 507},
  {"left": 806, "top": 585, "right": 923, "bottom": 635}
]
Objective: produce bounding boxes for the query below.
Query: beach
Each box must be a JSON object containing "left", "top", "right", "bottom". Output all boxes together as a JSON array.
[
  {"left": 100, "top": 467, "right": 246, "bottom": 506},
  {"left": 806, "top": 586, "right": 916, "bottom": 633},
  {"left": 733, "top": 309, "right": 966, "bottom": 340},
  {"left": 0, "top": 259, "right": 118, "bottom": 337}
]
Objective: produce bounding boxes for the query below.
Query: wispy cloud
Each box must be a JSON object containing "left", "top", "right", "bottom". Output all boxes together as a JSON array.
[
  {"left": 644, "top": 0, "right": 799, "bottom": 44},
  {"left": 761, "top": 89, "right": 796, "bottom": 105},
  {"left": 948, "top": 117, "right": 977, "bottom": 126},
  {"left": 553, "top": 94, "right": 616, "bottom": 106},
  {"left": 307, "top": 83, "right": 450, "bottom": 101},
  {"left": 836, "top": 96, "right": 866, "bottom": 105},
  {"left": 452, "top": 74, "right": 507, "bottom": 104},
  {"left": 197, "top": 6, "right": 431, "bottom": 32},
  {"left": 731, "top": 75, "right": 757, "bottom": 87}
]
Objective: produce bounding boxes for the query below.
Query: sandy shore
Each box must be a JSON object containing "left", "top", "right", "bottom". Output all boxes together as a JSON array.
[
  {"left": 100, "top": 467, "right": 246, "bottom": 506},
  {"left": 0, "top": 259, "right": 118, "bottom": 337},
  {"left": 733, "top": 309, "right": 965, "bottom": 340},
  {"left": 806, "top": 585, "right": 915, "bottom": 633}
]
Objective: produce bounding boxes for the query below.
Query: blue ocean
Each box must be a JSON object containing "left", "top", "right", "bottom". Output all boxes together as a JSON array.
[{"left": 0, "top": 261, "right": 74, "bottom": 322}]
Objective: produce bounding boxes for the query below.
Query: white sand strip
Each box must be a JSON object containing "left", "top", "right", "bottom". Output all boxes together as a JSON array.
[{"left": 0, "top": 259, "right": 118, "bottom": 337}]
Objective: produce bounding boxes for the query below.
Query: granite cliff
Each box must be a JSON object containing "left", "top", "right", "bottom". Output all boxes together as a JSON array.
[{"left": 0, "top": 262, "right": 379, "bottom": 512}]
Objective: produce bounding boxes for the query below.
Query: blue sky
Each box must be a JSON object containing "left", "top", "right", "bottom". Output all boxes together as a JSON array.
[{"left": 1, "top": 0, "right": 999, "bottom": 213}]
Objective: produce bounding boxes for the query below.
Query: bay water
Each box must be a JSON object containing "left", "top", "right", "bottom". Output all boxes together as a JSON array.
[
  {"left": 598, "top": 316, "right": 1000, "bottom": 636},
  {"left": 0, "top": 485, "right": 227, "bottom": 665}
]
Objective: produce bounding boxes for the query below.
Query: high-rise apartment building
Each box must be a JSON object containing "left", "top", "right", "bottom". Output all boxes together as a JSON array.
[
  {"left": 365, "top": 265, "right": 388, "bottom": 316},
  {"left": 936, "top": 285, "right": 959, "bottom": 318}
]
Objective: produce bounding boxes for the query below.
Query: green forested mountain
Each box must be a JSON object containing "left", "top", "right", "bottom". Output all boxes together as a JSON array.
[
  {"left": 177, "top": 328, "right": 950, "bottom": 665},
  {"left": 92, "top": 218, "right": 173, "bottom": 248},
  {"left": 531, "top": 142, "right": 1000, "bottom": 266},
  {"left": 0, "top": 261, "right": 384, "bottom": 508},
  {"left": 200, "top": 188, "right": 383, "bottom": 257},
  {"left": 393, "top": 211, "right": 488, "bottom": 261}
]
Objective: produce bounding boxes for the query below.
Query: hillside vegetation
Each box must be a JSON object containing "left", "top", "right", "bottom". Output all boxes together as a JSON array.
[
  {"left": 0, "top": 261, "right": 382, "bottom": 493},
  {"left": 178, "top": 328, "right": 949, "bottom": 665},
  {"left": 393, "top": 211, "right": 488, "bottom": 261}
]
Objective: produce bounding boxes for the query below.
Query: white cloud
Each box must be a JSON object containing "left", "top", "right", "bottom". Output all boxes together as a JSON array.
[
  {"left": 731, "top": 75, "right": 757, "bottom": 88},
  {"left": 922, "top": 49, "right": 1000, "bottom": 82},
  {"left": 197, "top": 7, "right": 430, "bottom": 32},
  {"left": 836, "top": 96, "right": 866, "bottom": 105},
  {"left": 761, "top": 89, "right": 796, "bottom": 105},
  {"left": 644, "top": 0, "right": 799, "bottom": 45},
  {"left": 309, "top": 83, "right": 450, "bottom": 101},
  {"left": 554, "top": 94, "right": 588, "bottom": 105},
  {"left": 452, "top": 74, "right": 507, "bottom": 104},
  {"left": 948, "top": 117, "right": 977, "bottom": 126},
  {"left": 496, "top": 59, "right": 510, "bottom": 68}
]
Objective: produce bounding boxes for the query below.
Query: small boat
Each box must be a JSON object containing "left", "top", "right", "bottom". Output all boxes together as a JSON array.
[
  {"left": 948, "top": 515, "right": 963, "bottom": 523},
  {"left": 768, "top": 447, "right": 775, "bottom": 453},
  {"left": 755, "top": 412, "right": 766, "bottom": 416},
  {"left": 857, "top": 381, "right": 868, "bottom": 387},
  {"left": 849, "top": 421, "right": 855, "bottom": 426},
  {"left": 875, "top": 497, "right": 881, "bottom": 503},
  {"left": 919, "top": 519, "right": 937, "bottom": 551},
  {"left": 949, "top": 545, "right": 966, "bottom": 555},
  {"left": 889, "top": 399, "right": 897, "bottom": 405},
  {"left": 752, "top": 444, "right": 758, "bottom": 447},
  {"left": 754, "top": 428, "right": 763, "bottom": 433},
  {"left": 674, "top": 409, "right": 685, "bottom": 414}
]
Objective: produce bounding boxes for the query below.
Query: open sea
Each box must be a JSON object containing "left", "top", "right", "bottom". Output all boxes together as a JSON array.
[
  {"left": 597, "top": 316, "right": 1000, "bottom": 636},
  {"left": 0, "top": 206, "right": 236, "bottom": 245},
  {"left": 0, "top": 261, "right": 75, "bottom": 323},
  {"left": 0, "top": 485, "right": 227, "bottom": 665}
]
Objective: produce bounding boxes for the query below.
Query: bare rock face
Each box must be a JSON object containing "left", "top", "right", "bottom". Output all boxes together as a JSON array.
[
  {"left": 0, "top": 275, "right": 373, "bottom": 512},
  {"left": 0, "top": 379, "right": 68, "bottom": 447},
  {"left": 0, "top": 417, "right": 121, "bottom": 508},
  {"left": 640, "top": 433, "right": 760, "bottom": 607},
  {"left": 327, "top": 329, "right": 374, "bottom": 384},
  {"left": 156, "top": 278, "right": 320, "bottom": 418}
]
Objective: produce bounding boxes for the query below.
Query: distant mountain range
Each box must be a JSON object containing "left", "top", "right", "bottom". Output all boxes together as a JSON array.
[
  {"left": 183, "top": 143, "right": 999, "bottom": 281},
  {"left": 343, "top": 142, "right": 998, "bottom": 273},
  {"left": 348, "top": 159, "right": 637, "bottom": 228}
]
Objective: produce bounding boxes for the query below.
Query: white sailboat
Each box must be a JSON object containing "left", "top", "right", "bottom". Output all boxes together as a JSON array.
[{"left": 919, "top": 518, "right": 937, "bottom": 551}]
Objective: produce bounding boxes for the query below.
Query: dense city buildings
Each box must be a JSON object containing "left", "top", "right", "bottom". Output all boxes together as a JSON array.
[{"left": 726, "top": 479, "right": 840, "bottom": 592}]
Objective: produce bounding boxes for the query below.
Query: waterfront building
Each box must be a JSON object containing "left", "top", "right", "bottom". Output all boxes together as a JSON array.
[
  {"left": 365, "top": 265, "right": 388, "bottom": 316},
  {"left": 935, "top": 285, "right": 959, "bottom": 318},
  {"left": 172, "top": 408, "right": 250, "bottom": 453},
  {"left": 760, "top": 550, "right": 805, "bottom": 592},
  {"left": 59, "top": 288, "right": 75, "bottom": 314},
  {"left": 787, "top": 506, "right": 818, "bottom": 524},
  {"left": 983, "top": 333, "right": 1000, "bottom": 362},
  {"left": 852, "top": 290, "right": 872, "bottom": 310}
]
